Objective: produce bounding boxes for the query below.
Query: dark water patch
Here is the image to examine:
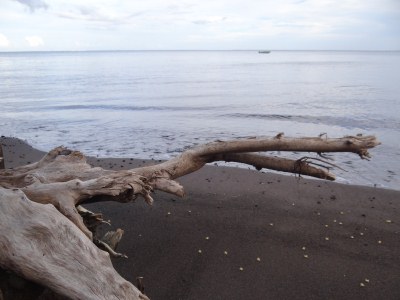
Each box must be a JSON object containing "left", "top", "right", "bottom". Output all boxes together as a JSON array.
[
  {"left": 228, "top": 61, "right": 360, "bottom": 68},
  {"left": 338, "top": 85, "right": 370, "bottom": 88},
  {"left": 70, "top": 140, "right": 95, "bottom": 145}
]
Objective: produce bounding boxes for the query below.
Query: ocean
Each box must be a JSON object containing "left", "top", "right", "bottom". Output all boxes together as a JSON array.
[{"left": 0, "top": 50, "right": 399, "bottom": 190}]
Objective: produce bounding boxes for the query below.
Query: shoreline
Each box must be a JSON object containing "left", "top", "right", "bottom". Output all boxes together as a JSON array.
[
  {"left": 1, "top": 136, "right": 396, "bottom": 192},
  {"left": 1, "top": 136, "right": 400, "bottom": 299}
]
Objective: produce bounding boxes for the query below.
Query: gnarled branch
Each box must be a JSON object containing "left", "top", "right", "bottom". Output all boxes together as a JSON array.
[{"left": 0, "top": 134, "right": 380, "bottom": 299}]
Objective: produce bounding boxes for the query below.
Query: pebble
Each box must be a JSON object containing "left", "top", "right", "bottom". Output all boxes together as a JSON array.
[
  {"left": 360, "top": 282, "right": 365, "bottom": 287},
  {"left": 205, "top": 236, "right": 209, "bottom": 240},
  {"left": 325, "top": 237, "right": 330, "bottom": 241},
  {"left": 256, "top": 257, "right": 261, "bottom": 262},
  {"left": 386, "top": 220, "right": 392, "bottom": 223},
  {"left": 224, "top": 251, "right": 228, "bottom": 255},
  {"left": 198, "top": 249, "right": 202, "bottom": 254},
  {"left": 239, "top": 267, "right": 244, "bottom": 271},
  {"left": 304, "top": 254, "right": 309, "bottom": 258},
  {"left": 350, "top": 235, "right": 355, "bottom": 239},
  {"left": 269, "top": 223, "right": 274, "bottom": 226}
]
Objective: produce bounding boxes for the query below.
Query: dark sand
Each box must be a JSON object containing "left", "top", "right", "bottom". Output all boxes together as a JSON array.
[{"left": 1, "top": 137, "right": 400, "bottom": 300}]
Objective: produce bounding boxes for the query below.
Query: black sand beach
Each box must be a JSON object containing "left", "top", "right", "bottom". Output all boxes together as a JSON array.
[{"left": 1, "top": 137, "right": 400, "bottom": 300}]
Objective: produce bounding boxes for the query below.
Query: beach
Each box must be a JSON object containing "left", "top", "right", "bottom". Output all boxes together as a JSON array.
[{"left": 1, "top": 136, "right": 399, "bottom": 300}]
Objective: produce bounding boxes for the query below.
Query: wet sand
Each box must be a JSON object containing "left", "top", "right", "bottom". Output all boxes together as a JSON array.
[{"left": 1, "top": 136, "right": 400, "bottom": 300}]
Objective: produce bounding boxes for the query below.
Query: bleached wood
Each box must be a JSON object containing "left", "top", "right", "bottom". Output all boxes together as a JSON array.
[
  {"left": 133, "top": 135, "right": 379, "bottom": 180},
  {"left": 0, "top": 134, "right": 380, "bottom": 299},
  {"left": 0, "top": 187, "right": 148, "bottom": 300}
]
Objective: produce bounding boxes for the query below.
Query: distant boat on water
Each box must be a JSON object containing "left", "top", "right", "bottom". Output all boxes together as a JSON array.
[{"left": 258, "top": 50, "right": 271, "bottom": 54}]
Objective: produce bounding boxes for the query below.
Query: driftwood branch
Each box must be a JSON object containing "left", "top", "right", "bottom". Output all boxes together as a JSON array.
[
  {"left": 133, "top": 134, "right": 379, "bottom": 182},
  {"left": 0, "top": 134, "right": 380, "bottom": 299}
]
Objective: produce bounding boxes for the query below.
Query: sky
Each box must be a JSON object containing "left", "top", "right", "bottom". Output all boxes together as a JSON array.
[{"left": 0, "top": 0, "right": 399, "bottom": 51}]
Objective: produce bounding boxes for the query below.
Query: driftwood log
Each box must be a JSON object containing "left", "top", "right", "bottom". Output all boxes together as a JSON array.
[{"left": 0, "top": 134, "right": 380, "bottom": 299}]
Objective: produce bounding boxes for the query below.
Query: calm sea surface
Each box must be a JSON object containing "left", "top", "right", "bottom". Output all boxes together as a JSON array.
[{"left": 1, "top": 50, "right": 399, "bottom": 190}]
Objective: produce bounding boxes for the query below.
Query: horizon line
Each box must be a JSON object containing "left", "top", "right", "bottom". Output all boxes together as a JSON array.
[{"left": 0, "top": 49, "right": 399, "bottom": 53}]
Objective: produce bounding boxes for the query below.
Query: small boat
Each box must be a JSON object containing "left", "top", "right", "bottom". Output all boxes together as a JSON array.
[{"left": 258, "top": 50, "right": 271, "bottom": 54}]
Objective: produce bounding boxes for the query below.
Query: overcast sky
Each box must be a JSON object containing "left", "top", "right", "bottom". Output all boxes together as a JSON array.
[{"left": 0, "top": 0, "right": 399, "bottom": 51}]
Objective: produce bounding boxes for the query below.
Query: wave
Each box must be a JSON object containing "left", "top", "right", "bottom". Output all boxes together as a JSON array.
[
  {"left": 223, "top": 113, "right": 400, "bottom": 130},
  {"left": 36, "top": 104, "right": 221, "bottom": 112}
]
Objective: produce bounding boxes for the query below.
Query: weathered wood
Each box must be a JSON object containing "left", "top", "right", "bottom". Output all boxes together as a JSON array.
[
  {"left": 132, "top": 134, "right": 379, "bottom": 181},
  {"left": 0, "top": 134, "right": 380, "bottom": 299},
  {"left": 0, "top": 187, "right": 148, "bottom": 300}
]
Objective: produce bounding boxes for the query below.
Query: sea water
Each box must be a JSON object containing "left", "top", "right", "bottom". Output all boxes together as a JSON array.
[{"left": 0, "top": 50, "right": 399, "bottom": 190}]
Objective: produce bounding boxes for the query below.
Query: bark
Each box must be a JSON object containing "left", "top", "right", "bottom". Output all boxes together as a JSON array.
[{"left": 0, "top": 134, "right": 380, "bottom": 299}]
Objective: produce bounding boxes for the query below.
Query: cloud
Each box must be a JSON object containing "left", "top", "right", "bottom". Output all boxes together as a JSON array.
[
  {"left": 14, "top": 0, "right": 48, "bottom": 12},
  {"left": 0, "top": 33, "right": 10, "bottom": 48},
  {"left": 1, "top": 0, "right": 399, "bottom": 50},
  {"left": 192, "top": 16, "right": 227, "bottom": 25},
  {"left": 25, "top": 35, "right": 44, "bottom": 47},
  {"left": 56, "top": 5, "right": 144, "bottom": 26}
]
